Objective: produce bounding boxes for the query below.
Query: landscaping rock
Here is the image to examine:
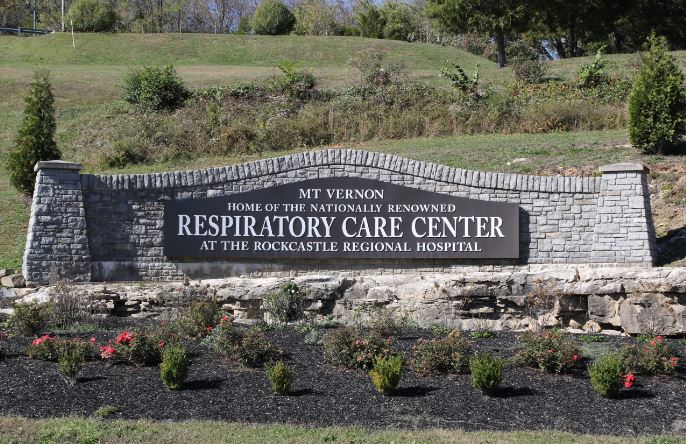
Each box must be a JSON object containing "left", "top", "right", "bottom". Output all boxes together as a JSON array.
[
  {"left": 0, "top": 269, "right": 14, "bottom": 279},
  {"left": 1, "top": 274, "right": 25, "bottom": 288}
]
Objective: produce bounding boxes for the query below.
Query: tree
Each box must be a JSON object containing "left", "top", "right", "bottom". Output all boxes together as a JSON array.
[
  {"left": 356, "top": 0, "right": 384, "bottom": 39},
  {"left": 66, "top": 0, "right": 116, "bottom": 31},
  {"left": 8, "top": 70, "right": 61, "bottom": 195},
  {"left": 628, "top": 34, "right": 686, "bottom": 154},
  {"left": 425, "top": 0, "right": 530, "bottom": 67},
  {"left": 380, "top": 1, "right": 418, "bottom": 41},
  {"left": 251, "top": 0, "right": 295, "bottom": 34},
  {"left": 293, "top": 0, "right": 337, "bottom": 35}
]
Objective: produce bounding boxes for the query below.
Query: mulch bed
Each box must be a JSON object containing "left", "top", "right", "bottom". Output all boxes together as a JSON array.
[{"left": 1, "top": 320, "right": 686, "bottom": 436}]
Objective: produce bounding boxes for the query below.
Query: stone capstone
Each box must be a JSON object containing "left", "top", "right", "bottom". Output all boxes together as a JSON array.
[{"left": 1, "top": 274, "right": 26, "bottom": 288}]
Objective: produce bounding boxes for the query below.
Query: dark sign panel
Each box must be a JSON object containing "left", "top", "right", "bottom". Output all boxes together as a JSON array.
[{"left": 163, "top": 177, "right": 520, "bottom": 259}]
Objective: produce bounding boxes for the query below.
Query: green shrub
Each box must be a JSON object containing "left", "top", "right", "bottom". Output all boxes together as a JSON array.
[
  {"left": 589, "top": 353, "right": 625, "bottom": 398},
  {"left": 323, "top": 327, "right": 393, "bottom": 371},
  {"left": 8, "top": 69, "right": 61, "bottom": 195},
  {"left": 274, "top": 63, "right": 316, "bottom": 101},
  {"left": 251, "top": 0, "right": 295, "bottom": 35},
  {"left": 201, "top": 318, "right": 243, "bottom": 356},
  {"left": 237, "top": 329, "right": 281, "bottom": 367},
  {"left": 262, "top": 281, "right": 306, "bottom": 325},
  {"left": 578, "top": 47, "right": 610, "bottom": 88},
  {"left": 369, "top": 307, "right": 406, "bottom": 338},
  {"left": 124, "top": 330, "right": 163, "bottom": 367},
  {"left": 27, "top": 334, "right": 60, "bottom": 361},
  {"left": 512, "top": 59, "right": 547, "bottom": 84},
  {"left": 179, "top": 300, "right": 221, "bottom": 339},
  {"left": 369, "top": 354, "right": 404, "bottom": 395},
  {"left": 57, "top": 339, "right": 87, "bottom": 386},
  {"left": 124, "top": 65, "right": 190, "bottom": 112},
  {"left": 380, "top": 1, "right": 416, "bottom": 42},
  {"left": 470, "top": 330, "right": 497, "bottom": 339},
  {"left": 411, "top": 330, "right": 472, "bottom": 375},
  {"left": 470, "top": 353, "right": 503, "bottom": 396},
  {"left": 66, "top": 0, "right": 116, "bottom": 32},
  {"left": 7, "top": 302, "right": 49, "bottom": 336},
  {"left": 619, "top": 335, "right": 679, "bottom": 375},
  {"left": 102, "top": 141, "right": 147, "bottom": 168},
  {"left": 628, "top": 34, "right": 686, "bottom": 154},
  {"left": 516, "top": 329, "right": 582, "bottom": 373},
  {"left": 160, "top": 344, "right": 189, "bottom": 390},
  {"left": 265, "top": 360, "right": 293, "bottom": 395}
]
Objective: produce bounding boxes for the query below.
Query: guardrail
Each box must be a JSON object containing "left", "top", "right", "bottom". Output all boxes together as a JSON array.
[{"left": 0, "top": 26, "right": 51, "bottom": 36}]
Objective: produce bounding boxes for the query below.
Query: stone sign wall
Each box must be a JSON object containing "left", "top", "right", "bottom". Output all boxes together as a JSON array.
[{"left": 22, "top": 150, "right": 657, "bottom": 285}]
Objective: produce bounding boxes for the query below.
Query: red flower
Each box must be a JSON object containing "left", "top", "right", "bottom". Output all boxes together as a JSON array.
[
  {"left": 116, "top": 331, "right": 133, "bottom": 346},
  {"left": 159, "top": 340, "right": 166, "bottom": 349},
  {"left": 656, "top": 336, "right": 663, "bottom": 342},
  {"left": 205, "top": 325, "right": 214, "bottom": 333},
  {"left": 100, "top": 345, "right": 116, "bottom": 360},
  {"left": 547, "top": 349, "right": 554, "bottom": 353},
  {"left": 624, "top": 380, "right": 634, "bottom": 389},
  {"left": 31, "top": 334, "right": 53, "bottom": 346},
  {"left": 625, "top": 373, "right": 636, "bottom": 383},
  {"left": 572, "top": 354, "right": 579, "bottom": 361},
  {"left": 669, "top": 357, "right": 679, "bottom": 367},
  {"left": 89, "top": 337, "right": 97, "bottom": 345}
]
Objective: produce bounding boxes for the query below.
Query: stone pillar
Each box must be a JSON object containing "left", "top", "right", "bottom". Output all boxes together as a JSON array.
[
  {"left": 592, "top": 163, "right": 657, "bottom": 265},
  {"left": 23, "top": 161, "right": 91, "bottom": 285}
]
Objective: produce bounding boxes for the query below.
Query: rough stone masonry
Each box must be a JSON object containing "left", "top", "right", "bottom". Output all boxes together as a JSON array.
[{"left": 22, "top": 150, "right": 656, "bottom": 285}]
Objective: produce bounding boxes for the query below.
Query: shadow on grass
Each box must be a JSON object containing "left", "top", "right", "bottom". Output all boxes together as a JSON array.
[
  {"left": 184, "top": 378, "right": 223, "bottom": 390},
  {"left": 392, "top": 386, "right": 438, "bottom": 397}
]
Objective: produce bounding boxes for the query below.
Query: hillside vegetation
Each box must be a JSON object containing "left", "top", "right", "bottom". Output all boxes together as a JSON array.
[{"left": 0, "top": 33, "right": 685, "bottom": 269}]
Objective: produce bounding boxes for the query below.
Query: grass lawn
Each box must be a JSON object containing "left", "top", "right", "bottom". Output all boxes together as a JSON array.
[{"left": 0, "top": 416, "right": 680, "bottom": 444}]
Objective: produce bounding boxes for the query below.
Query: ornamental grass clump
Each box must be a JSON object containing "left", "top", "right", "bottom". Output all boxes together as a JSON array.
[
  {"left": 57, "top": 338, "right": 87, "bottom": 386},
  {"left": 620, "top": 335, "right": 679, "bottom": 375},
  {"left": 470, "top": 353, "right": 504, "bottom": 396},
  {"left": 589, "top": 353, "right": 629, "bottom": 398},
  {"left": 516, "top": 329, "right": 582, "bottom": 373},
  {"left": 369, "top": 354, "right": 404, "bottom": 396},
  {"left": 265, "top": 360, "right": 294, "bottom": 395},
  {"left": 160, "top": 344, "right": 189, "bottom": 390},
  {"left": 411, "top": 330, "right": 472, "bottom": 375},
  {"left": 323, "top": 327, "right": 393, "bottom": 371}
]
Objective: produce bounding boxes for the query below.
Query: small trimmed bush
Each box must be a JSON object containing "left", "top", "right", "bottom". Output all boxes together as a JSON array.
[
  {"left": 160, "top": 344, "right": 189, "bottom": 390},
  {"left": 8, "top": 69, "right": 61, "bottom": 195},
  {"left": 265, "top": 360, "right": 293, "bottom": 395},
  {"left": 237, "top": 329, "right": 281, "bottom": 368},
  {"left": 124, "top": 330, "right": 163, "bottom": 366},
  {"left": 262, "top": 281, "right": 305, "bottom": 325},
  {"left": 251, "top": 0, "right": 295, "bottom": 35},
  {"left": 178, "top": 301, "right": 221, "bottom": 339},
  {"left": 323, "top": 327, "right": 393, "bottom": 371},
  {"left": 589, "top": 353, "right": 625, "bottom": 398},
  {"left": 124, "top": 65, "right": 190, "bottom": 112},
  {"left": 516, "top": 329, "right": 582, "bottom": 373},
  {"left": 7, "top": 302, "right": 50, "bottom": 336},
  {"left": 66, "top": 0, "right": 116, "bottom": 32},
  {"left": 202, "top": 316, "right": 243, "bottom": 356},
  {"left": 577, "top": 48, "right": 610, "bottom": 88},
  {"left": 369, "top": 354, "right": 404, "bottom": 395},
  {"left": 57, "top": 339, "right": 87, "bottom": 386},
  {"left": 411, "top": 330, "right": 471, "bottom": 375},
  {"left": 470, "top": 353, "right": 503, "bottom": 396},
  {"left": 628, "top": 34, "right": 686, "bottom": 154},
  {"left": 27, "top": 334, "right": 60, "bottom": 361}
]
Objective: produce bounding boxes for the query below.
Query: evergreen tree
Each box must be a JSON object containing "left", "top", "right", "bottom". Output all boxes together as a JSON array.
[
  {"left": 8, "top": 69, "right": 61, "bottom": 195},
  {"left": 628, "top": 34, "right": 686, "bottom": 154}
]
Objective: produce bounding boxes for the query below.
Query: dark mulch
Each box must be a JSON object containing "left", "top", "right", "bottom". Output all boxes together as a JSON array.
[{"left": 1, "top": 321, "right": 686, "bottom": 436}]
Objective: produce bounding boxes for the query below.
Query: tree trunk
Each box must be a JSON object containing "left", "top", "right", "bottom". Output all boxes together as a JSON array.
[
  {"left": 609, "top": 31, "right": 622, "bottom": 53},
  {"left": 495, "top": 28, "right": 506, "bottom": 68},
  {"left": 568, "top": 17, "right": 577, "bottom": 56}
]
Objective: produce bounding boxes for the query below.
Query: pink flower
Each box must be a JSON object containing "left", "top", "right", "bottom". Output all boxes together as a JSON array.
[
  {"left": 159, "top": 340, "right": 166, "bottom": 349},
  {"left": 572, "top": 354, "right": 579, "bottom": 361},
  {"left": 205, "top": 325, "right": 213, "bottom": 333},
  {"left": 100, "top": 345, "right": 116, "bottom": 360},
  {"left": 624, "top": 380, "right": 634, "bottom": 389},
  {"left": 89, "top": 337, "right": 97, "bottom": 345},
  {"left": 656, "top": 336, "right": 663, "bottom": 343},
  {"left": 116, "top": 331, "right": 133, "bottom": 346}
]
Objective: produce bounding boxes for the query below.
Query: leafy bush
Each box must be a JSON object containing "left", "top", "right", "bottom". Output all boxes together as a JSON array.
[
  {"left": 160, "top": 344, "right": 189, "bottom": 390},
  {"left": 619, "top": 335, "right": 679, "bottom": 375},
  {"left": 441, "top": 61, "right": 481, "bottom": 98},
  {"left": 369, "top": 307, "right": 406, "bottom": 338},
  {"left": 628, "top": 34, "right": 686, "bottom": 154},
  {"left": 262, "top": 281, "right": 306, "bottom": 325},
  {"left": 274, "top": 63, "right": 316, "bottom": 101},
  {"left": 179, "top": 300, "right": 221, "bottom": 339},
  {"left": 411, "top": 330, "right": 472, "bottom": 375},
  {"left": 577, "top": 48, "right": 610, "bottom": 88},
  {"left": 470, "top": 330, "right": 497, "bottom": 339},
  {"left": 369, "top": 354, "right": 404, "bottom": 395},
  {"left": 237, "top": 329, "right": 281, "bottom": 368},
  {"left": 124, "top": 65, "right": 190, "bottom": 112},
  {"left": 349, "top": 51, "right": 407, "bottom": 87},
  {"left": 98, "top": 330, "right": 165, "bottom": 366},
  {"left": 512, "top": 59, "right": 547, "bottom": 84},
  {"left": 323, "top": 327, "right": 393, "bottom": 371},
  {"left": 66, "top": 0, "right": 116, "bottom": 32},
  {"left": 8, "top": 69, "right": 61, "bottom": 194},
  {"left": 251, "top": 0, "right": 295, "bottom": 35},
  {"left": 589, "top": 353, "right": 626, "bottom": 398},
  {"left": 470, "top": 353, "right": 503, "bottom": 396},
  {"left": 379, "top": 1, "right": 416, "bottom": 42},
  {"left": 57, "top": 339, "right": 87, "bottom": 386},
  {"left": 265, "top": 360, "right": 293, "bottom": 395},
  {"left": 7, "top": 302, "right": 49, "bottom": 336},
  {"left": 27, "top": 334, "right": 59, "bottom": 361},
  {"left": 201, "top": 316, "right": 243, "bottom": 356},
  {"left": 516, "top": 329, "right": 582, "bottom": 373}
]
